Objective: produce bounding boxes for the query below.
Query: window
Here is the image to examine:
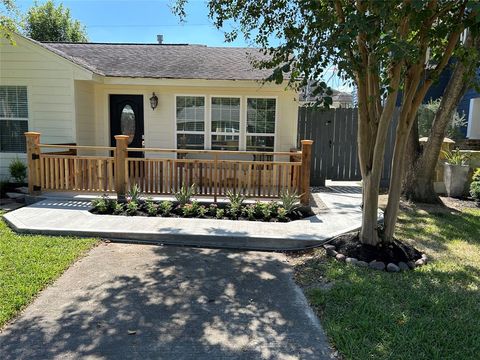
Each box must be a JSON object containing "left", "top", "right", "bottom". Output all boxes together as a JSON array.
[
  {"left": 246, "top": 98, "right": 276, "bottom": 151},
  {"left": 0, "top": 86, "right": 28, "bottom": 153},
  {"left": 176, "top": 96, "right": 205, "bottom": 150},
  {"left": 211, "top": 97, "right": 240, "bottom": 150}
]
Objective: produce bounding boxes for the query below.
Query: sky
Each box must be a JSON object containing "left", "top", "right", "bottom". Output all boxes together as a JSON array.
[
  {"left": 15, "top": 0, "right": 248, "bottom": 46},
  {"left": 13, "top": 0, "right": 352, "bottom": 92}
]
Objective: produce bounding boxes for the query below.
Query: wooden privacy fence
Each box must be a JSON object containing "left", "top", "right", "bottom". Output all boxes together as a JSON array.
[
  {"left": 298, "top": 107, "right": 399, "bottom": 186},
  {"left": 25, "top": 132, "right": 313, "bottom": 204}
]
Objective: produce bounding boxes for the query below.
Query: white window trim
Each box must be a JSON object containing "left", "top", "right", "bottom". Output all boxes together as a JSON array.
[
  {"left": 174, "top": 94, "right": 207, "bottom": 150},
  {"left": 210, "top": 95, "right": 242, "bottom": 151},
  {"left": 245, "top": 96, "right": 278, "bottom": 152},
  {"left": 0, "top": 85, "right": 29, "bottom": 154},
  {"left": 173, "top": 95, "right": 278, "bottom": 152}
]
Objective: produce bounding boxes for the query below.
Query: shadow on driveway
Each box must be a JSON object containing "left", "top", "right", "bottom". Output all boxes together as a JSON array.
[{"left": 0, "top": 243, "right": 333, "bottom": 360}]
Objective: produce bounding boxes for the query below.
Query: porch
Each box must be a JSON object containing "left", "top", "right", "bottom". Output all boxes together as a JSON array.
[{"left": 25, "top": 132, "right": 313, "bottom": 204}]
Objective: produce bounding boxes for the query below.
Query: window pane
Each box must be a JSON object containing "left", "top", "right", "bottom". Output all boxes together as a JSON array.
[
  {"left": 211, "top": 135, "right": 239, "bottom": 151},
  {"left": 0, "top": 120, "right": 28, "bottom": 152},
  {"left": 211, "top": 97, "right": 240, "bottom": 133},
  {"left": 176, "top": 96, "right": 204, "bottom": 132},
  {"left": 246, "top": 135, "right": 274, "bottom": 152},
  {"left": 0, "top": 86, "right": 28, "bottom": 119},
  {"left": 177, "top": 134, "right": 204, "bottom": 150},
  {"left": 247, "top": 98, "right": 275, "bottom": 134},
  {"left": 0, "top": 86, "right": 28, "bottom": 153}
]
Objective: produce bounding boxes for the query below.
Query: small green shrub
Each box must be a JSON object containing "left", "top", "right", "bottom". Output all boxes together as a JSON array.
[
  {"left": 182, "top": 201, "right": 200, "bottom": 217},
  {"left": 442, "top": 148, "right": 470, "bottom": 165},
  {"left": 91, "top": 194, "right": 116, "bottom": 214},
  {"left": 261, "top": 206, "right": 272, "bottom": 221},
  {"left": 208, "top": 204, "right": 218, "bottom": 216},
  {"left": 198, "top": 205, "right": 208, "bottom": 217},
  {"left": 113, "top": 202, "right": 124, "bottom": 215},
  {"left": 216, "top": 208, "right": 225, "bottom": 219},
  {"left": 253, "top": 201, "right": 266, "bottom": 218},
  {"left": 127, "top": 183, "right": 142, "bottom": 203},
  {"left": 267, "top": 201, "right": 279, "bottom": 213},
  {"left": 242, "top": 204, "right": 256, "bottom": 220},
  {"left": 126, "top": 201, "right": 139, "bottom": 216},
  {"left": 277, "top": 207, "right": 288, "bottom": 221},
  {"left": 9, "top": 158, "right": 27, "bottom": 183},
  {"left": 145, "top": 198, "right": 158, "bottom": 216},
  {"left": 279, "top": 189, "right": 301, "bottom": 214},
  {"left": 174, "top": 183, "right": 196, "bottom": 206},
  {"left": 228, "top": 203, "right": 242, "bottom": 219},
  {"left": 470, "top": 182, "right": 480, "bottom": 202},
  {"left": 472, "top": 168, "right": 480, "bottom": 183},
  {"left": 470, "top": 168, "right": 480, "bottom": 203},
  {"left": 158, "top": 201, "right": 173, "bottom": 216}
]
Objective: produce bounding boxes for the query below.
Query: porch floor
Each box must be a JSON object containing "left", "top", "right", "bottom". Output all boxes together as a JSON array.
[{"left": 4, "top": 182, "right": 377, "bottom": 251}]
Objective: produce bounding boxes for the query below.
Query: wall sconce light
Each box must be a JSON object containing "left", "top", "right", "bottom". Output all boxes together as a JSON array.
[{"left": 149, "top": 92, "right": 158, "bottom": 110}]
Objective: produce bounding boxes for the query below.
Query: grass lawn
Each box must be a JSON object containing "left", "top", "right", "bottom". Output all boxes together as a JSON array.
[
  {"left": 0, "top": 213, "right": 98, "bottom": 328},
  {"left": 292, "top": 204, "right": 480, "bottom": 360}
]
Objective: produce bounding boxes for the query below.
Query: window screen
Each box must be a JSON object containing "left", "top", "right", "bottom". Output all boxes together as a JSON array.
[{"left": 0, "top": 86, "right": 28, "bottom": 152}]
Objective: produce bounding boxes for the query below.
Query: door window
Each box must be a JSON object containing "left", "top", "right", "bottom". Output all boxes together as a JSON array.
[{"left": 120, "top": 104, "right": 135, "bottom": 145}]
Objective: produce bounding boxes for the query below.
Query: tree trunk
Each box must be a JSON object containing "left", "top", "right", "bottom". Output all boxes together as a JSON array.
[{"left": 403, "top": 33, "right": 476, "bottom": 203}]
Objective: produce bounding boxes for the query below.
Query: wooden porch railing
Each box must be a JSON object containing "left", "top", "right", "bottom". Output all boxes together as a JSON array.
[{"left": 25, "top": 132, "right": 313, "bottom": 204}]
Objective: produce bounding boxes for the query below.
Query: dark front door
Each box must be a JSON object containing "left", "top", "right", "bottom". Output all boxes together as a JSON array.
[{"left": 110, "top": 95, "right": 144, "bottom": 157}]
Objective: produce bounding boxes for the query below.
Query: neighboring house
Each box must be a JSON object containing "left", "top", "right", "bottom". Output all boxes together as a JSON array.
[
  {"left": 299, "top": 83, "right": 353, "bottom": 108},
  {"left": 423, "top": 66, "right": 480, "bottom": 139},
  {"left": 0, "top": 34, "right": 299, "bottom": 179}
]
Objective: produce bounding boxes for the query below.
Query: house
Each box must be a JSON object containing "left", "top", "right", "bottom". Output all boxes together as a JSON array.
[
  {"left": 423, "top": 65, "right": 480, "bottom": 142},
  {"left": 0, "top": 34, "right": 299, "bottom": 180},
  {"left": 299, "top": 82, "right": 353, "bottom": 108}
]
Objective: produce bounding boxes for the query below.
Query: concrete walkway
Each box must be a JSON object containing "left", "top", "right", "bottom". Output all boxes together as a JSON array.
[
  {"left": 4, "top": 185, "right": 369, "bottom": 250},
  {"left": 0, "top": 243, "right": 334, "bottom": 360}
]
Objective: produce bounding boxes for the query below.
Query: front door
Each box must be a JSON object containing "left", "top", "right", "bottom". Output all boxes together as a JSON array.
[{"left": 110, "top": 95, "right": 144, "bottom": 158}]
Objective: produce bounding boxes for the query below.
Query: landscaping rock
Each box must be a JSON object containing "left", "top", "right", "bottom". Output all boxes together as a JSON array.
[
  {"left": 421, "top": 254, "right": 428, "bottom": 264},
  {"left": 369, "top": 261, "right": 386, "bottom": 271},
  {"left": 356, "top": 261, "right": 368, "bottom": 267},
  {"left": 326, "top": 248, "right": 338, "bottom": 257},
  {"left": 335, "top": 253, "right": 346, "bottom": 262},
  {"left": 386, "top": 263, "right": 400, "bottom": 272},
  {"left": 415, "top": 258, "right": 425, "bottom": 267},
  {"left": 345, "top": 257, "right": 358, "bottom": 265},
  {"left": 323, "top": 244, "right": 336, "bottom": 250},
  {"left": 398, "top": 262, "right": 410, "bottom": 271},
  {"left": 407, "top": 261, "right": 416, "bottom": 269}
]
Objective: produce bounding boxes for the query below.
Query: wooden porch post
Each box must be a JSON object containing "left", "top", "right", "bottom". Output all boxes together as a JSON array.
[
  {"left": 300, "top": 140, "right": 313, "bottom": 206},
  {"left": 25, "top": 132, "right": 41, "bottom": 195},
  {"left": 114, "top": 135, "right": 129, "bottom": 199}
]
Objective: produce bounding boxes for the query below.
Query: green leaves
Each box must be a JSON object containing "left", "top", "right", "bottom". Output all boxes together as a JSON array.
[{"left": 24, "top": 0, "right": 88, "bottom": 42}]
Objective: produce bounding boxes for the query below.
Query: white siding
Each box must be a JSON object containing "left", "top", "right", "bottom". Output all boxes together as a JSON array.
[
  {"left": 0, "top": 36, "right": 87, "bottom": 178},
  {"left": 75, "top": 81, "right": 96, "bottom": 146}
]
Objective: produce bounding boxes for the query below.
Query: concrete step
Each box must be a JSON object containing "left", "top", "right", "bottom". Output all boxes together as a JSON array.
[{"left": 6, "top": 192, "right": 25, "bottom": 201}]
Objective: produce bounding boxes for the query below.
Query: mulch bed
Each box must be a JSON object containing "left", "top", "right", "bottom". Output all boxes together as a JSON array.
[
  {"left": 330, "top": 232, "right": 422, "bottom": 264},
  {"left": 323, "top": 231, "right": 426, "bottom": 272}
]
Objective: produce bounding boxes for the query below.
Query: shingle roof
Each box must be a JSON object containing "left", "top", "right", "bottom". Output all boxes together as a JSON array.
[{"left": 40, "top": 42, "right": 275, "bottom": 81}]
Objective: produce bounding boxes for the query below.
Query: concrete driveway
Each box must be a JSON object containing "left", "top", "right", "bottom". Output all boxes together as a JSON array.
[{"left": 0, "top": 243, "right": 333, "bottom": 360}]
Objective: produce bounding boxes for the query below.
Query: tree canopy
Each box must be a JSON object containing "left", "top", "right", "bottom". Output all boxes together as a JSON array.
[
  {"left": 0, "top": 0, "right": 19, "bottom": 42},
  {"left": 25, "top": 0, "right": 87, "bottom": 42},
  {"left": 175, "top": 0, "right": 480, "bottom": 244}
]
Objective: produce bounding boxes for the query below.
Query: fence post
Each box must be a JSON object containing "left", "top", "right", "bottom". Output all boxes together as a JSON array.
[
  {"left": 114, "top": 135, "right": 129, "bottom": 199},
  {"left": 25, "top": 132, "right": 41, "bottom": 195},
  {"left": 300, "top": 140, "right": 313, "bottom": 205}
]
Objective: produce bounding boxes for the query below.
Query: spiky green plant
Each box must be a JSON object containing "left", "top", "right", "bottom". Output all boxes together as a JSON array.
[
  {"left": 279, "top": 189, "right": 301, "bottom": 214},
  {"left": 442, "top": 148, "right": 470, "bottom": 166},
  {"left": 174, "top": 183, "right": 196, "bottom": 206}
]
